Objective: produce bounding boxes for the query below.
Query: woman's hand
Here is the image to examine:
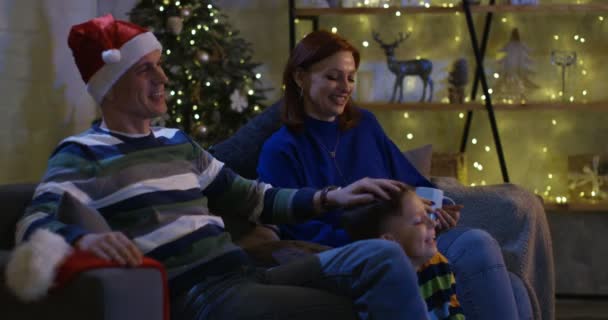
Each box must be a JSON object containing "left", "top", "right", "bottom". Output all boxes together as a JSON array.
[
  {"left": 325, "top": 177, "right": 406, "bottom": 208},
  {"left": 75, "top": 232, "right": 143, "bottom": 267}
]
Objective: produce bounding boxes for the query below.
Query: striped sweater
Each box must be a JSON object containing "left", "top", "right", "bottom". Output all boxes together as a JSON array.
[
  {"left": 418, "top": 252, "right": 465, "bottom": 320},
  {"left": 16, "top": 124, "right": 318, "bottom": 291}
]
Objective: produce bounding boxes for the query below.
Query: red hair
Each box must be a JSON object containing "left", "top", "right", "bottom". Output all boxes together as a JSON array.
[{"left": 281, "top": 30, "right": 361, "bottom": 132}]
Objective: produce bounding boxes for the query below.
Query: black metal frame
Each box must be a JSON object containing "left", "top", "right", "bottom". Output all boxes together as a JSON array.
[{"left": 288, "top": 0, "right": 510, "bottom": 182}]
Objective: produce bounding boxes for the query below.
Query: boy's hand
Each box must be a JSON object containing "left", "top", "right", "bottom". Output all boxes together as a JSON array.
[{"left": 435, "top": 204, "right": 464, "bottom": 232}]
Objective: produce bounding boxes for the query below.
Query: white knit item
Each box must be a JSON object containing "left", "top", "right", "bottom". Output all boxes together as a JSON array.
[{"left": 5, "top": 229, "right": 73, "bottom": 301}]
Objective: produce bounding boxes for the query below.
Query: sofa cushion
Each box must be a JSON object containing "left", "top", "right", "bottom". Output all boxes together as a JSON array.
[
  {"left": 56, "top": 192, "right": 111, "bottom": 233},
  {"left": 0, "top": 184, "right": 36, "bottom": 250},
  {"left": 403, "top": 144, "right": 433, "bottom": 178}
]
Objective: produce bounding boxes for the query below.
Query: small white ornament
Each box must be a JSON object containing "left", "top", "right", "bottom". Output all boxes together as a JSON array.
[
  {"left": 230, "top": 89, "right": 248, "bottom": 113},
  {"left": 196, "top": 50, "right": 210, "bottom": 63},
  {"left": 102, "top": 49, "right": 121, "bottom": 64},
  {"left": 166, "top": 16, "right": 183, "bottom": 35}
]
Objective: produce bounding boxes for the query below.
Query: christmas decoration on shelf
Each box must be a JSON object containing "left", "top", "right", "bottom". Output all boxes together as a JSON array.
[
  {"left": 448, "top": 58, "right": 468, "bottom": 104},
  {"left": 551, "top": 50, "right": 577, "bottom": 102},
  {"left": 325, "top": 0, "right": 342, "bottom": 7},
  {"left": 129, "top": 0, "right": 267, "bottom": 147},
  {"left": 372, "top": 31, "right": 434, "bottom": 103},
  {"left": 401, "top": 0, "right": 430, "bottom": 6},
  {"left": 505, "top": 0, "right": 539, "bottom": 4},
  {"left": 493, "top": 28, "right": 538, "bottom": 102},
  {"left": 568, "top": 154, "right": 608, "bottom": 201}
]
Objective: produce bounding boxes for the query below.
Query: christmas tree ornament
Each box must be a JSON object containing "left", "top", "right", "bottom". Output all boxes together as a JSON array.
[
  {"left": 230, "top": 89, "right": 248, "bottom": 113},
  {"left": 211, "top": 110, "right": 221, "bottom": 124},
  {"left": 196, "top": 49, "right": 210, "bottom": 63},
  {"left": 550, "top": 50, "right": 577, "bottom": 101},
  {"left": 448, "top": 58, "right": 468, "bottom": 104},
  {"left": 181, "top": 6, "right": 192, "bottom": 17},
  {"left": 169, "top": 65, "right": 181, "bottom": 75},
  {"left": 166, "top": 16, "right": 183, "bottom": 35},
  {"left": 494, "top": 28, "right": 538, "bottom": 102},
  {"left": 193, "top": 124, "right": 209, "bottom": 140}
]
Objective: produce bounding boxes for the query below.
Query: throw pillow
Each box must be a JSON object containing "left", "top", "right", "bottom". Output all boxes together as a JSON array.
[
  {"left": 403, "top": 144, "right": 433, "bottom": 178},
  {"left": 56, "top": 192, "right": 111, "bottom": 233}
]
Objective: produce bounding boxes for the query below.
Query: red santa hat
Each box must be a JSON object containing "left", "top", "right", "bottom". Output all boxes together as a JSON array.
[
  {"left": 68, "top": 14, "right": 162, "bottom": 104},
  {"left": 5, "top": 229, "right": 169, "bottom": 320}
]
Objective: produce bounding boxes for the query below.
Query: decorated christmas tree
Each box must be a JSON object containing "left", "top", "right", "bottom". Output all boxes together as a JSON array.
[
  {"left": 129, "top": 0, "right": 267, "bottom": 147},
  {"left": 494, "top": 28, "right": 539, "bottom": 102}
]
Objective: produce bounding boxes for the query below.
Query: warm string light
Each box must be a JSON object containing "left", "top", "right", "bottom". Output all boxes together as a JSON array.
[{"left": 307, "top": 5, "right": 604, "bottom": 200}]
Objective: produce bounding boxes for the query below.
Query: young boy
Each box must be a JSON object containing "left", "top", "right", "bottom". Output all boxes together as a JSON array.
[{"left": 342, "top": 189, "right": 465, "bottom": 320}]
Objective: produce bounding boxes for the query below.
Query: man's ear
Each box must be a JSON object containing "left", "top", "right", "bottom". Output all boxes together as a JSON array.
[{"left": 102, "top": 88, "right": 115, "bottom": 104}]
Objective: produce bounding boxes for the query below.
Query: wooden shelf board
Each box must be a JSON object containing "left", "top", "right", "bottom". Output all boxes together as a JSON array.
[
  {"left": 359, "top": 101, "right": 608, "bottom": 111},
  {"left": 295, "top": 4, "right": 608, "bottom": 16},
  {"left": 544, "top": 201, "right": 608, "bottom": 212}
]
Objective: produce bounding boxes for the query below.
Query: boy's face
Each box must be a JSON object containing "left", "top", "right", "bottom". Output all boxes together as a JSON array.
[{"left": 381, "top": 193, "right": 437, "bottom": 268}]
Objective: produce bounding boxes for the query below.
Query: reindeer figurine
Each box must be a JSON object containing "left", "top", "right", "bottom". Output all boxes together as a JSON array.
[{"left": 372, "top": 31, "right": 433, "bottom": 102}]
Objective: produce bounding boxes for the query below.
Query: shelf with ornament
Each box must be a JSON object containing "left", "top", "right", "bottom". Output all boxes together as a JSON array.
[
  {"left": 294, "top": 3, "right": 608, "bottom": 17},
  {"left": 359, "top": 101, "right": 608, "bottom": 111}
]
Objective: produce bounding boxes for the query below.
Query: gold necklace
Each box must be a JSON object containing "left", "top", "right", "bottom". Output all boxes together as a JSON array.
[
  {"left": 316, "top": 133, "right": 340, "bottom": 159},
  {"left": 310, "top": 131, "right": 347, "bottom": 184}
]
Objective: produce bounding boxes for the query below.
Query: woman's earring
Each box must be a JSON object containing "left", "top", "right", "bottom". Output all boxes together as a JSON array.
[{"left": 299, "top": 86, "right": 304, "bottom": 98}]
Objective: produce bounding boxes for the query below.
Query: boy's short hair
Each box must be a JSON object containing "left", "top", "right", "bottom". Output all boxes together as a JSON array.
[{"left": 341, "top": 188, "right": 414, "bottom": 241}]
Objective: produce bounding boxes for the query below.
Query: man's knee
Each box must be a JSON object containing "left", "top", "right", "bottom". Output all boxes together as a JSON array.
[{"left": 350, "top": 239, "right": 408, "bottom": 264}]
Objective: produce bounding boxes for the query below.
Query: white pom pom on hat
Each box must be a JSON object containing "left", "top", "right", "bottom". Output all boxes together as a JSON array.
[{"left": 102, "top": 49, "right": 122, "bottom": 64}]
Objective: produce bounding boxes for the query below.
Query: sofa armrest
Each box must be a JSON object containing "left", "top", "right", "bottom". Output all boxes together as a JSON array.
[
  {"left": 1, "top": 264, "right": 164, "bottom": 320},
  {"left": 432, "top": 176, "right": 555, "bottom": 320}
]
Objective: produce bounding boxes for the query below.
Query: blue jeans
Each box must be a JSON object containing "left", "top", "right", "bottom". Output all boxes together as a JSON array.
[
  {"left": 172, "top": 239, "right": 428, "bottom": 320},
  {"left": 437, "top": 226, "right": 520, "bottom": 320}
]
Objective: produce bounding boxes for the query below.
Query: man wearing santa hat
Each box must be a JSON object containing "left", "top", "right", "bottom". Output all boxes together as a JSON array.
[{"left": 8, "top": 14, "right": 429, "bottom": 320}]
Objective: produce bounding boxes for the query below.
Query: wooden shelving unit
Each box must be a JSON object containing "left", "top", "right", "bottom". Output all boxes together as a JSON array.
[
  {"left": 295, "top": 4, "right": 608, "bottom": 16},
  {"left": 289, "top": 0, "right": 608, "bottom": 184},
  {"left": 360, "top": 101, "right": 608, "bottom": 111}
]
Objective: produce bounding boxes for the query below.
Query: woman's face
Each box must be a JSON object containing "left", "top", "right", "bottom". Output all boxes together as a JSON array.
[{"left": 295, "top": 51, "right": 356, "bottom": 121}]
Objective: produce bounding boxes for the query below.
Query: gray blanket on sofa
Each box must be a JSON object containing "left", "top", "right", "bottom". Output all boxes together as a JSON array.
[{"left": 434, "top": 177, "right": 555, "bottom": 320}]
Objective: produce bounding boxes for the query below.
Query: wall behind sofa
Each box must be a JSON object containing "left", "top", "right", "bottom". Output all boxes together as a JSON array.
[
  {"left": 0, "top": 0, "right": 99, "bottom": 184},
  {"left": 0, "top": 0, "right": 288, "bottom": 184}
]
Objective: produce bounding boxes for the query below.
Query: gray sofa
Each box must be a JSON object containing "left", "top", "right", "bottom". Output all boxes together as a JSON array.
[
  {"left": 209, "top": 102, "right": 556, "bottom": 320},
  {"left": 0, "top": 103, "right": 555, "bottom": 319}
]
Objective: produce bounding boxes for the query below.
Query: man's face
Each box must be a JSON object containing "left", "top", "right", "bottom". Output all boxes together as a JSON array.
[
  {"left": 382, "top": 193, "right": 437, "bottom": 268},
  {"left": 105, "top": 50, "right": 168, "bottom": 120}
]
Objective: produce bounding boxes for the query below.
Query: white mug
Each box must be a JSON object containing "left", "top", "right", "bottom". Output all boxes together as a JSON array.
[{"left": 415, "top": 187, "right": 455, "bottom": 220}]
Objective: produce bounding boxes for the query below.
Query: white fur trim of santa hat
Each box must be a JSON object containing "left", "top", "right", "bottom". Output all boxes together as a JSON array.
[
  {"left": 5, "top": 229, "right": 72, "bottom": 302},
  {"left": 87, "top": 31, "right": 162, "bottom": 105}
]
